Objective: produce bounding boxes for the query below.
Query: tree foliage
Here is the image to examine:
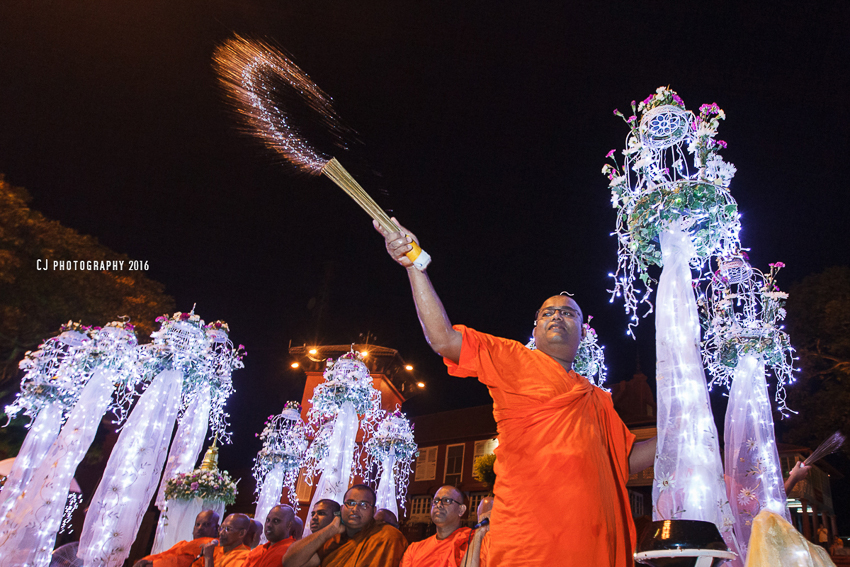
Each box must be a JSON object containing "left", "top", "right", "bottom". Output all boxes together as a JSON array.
[
  {"left": 0, "top": 175, "right": 175, "bottom": 385},
  {"left": 782, "top": 266, "right": 850, "bottom": 455}
]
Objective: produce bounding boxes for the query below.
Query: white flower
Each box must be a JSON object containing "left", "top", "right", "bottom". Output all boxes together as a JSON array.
[
  {"left": 746, "top": 438, "right": 757, "bottom": 451},
  {"left": 656, "top": 473, "right": 675, "bottom": 492},
  {"left": 737, "top": 486, "right": 757, "bottom": 506}
]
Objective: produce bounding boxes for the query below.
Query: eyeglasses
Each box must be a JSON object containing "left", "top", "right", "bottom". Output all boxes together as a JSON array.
[
  {"left": 538, "top": 307, "right": 580, "bottom": 320},
  {"left": 431, "top": 497, "right": 461, "bottom": 508},
  {"left": 220, "top": 526, "right": 244, "bottom": 533},
  {"left": 343, "top": 500, "right": 374, "bottom": 510}
]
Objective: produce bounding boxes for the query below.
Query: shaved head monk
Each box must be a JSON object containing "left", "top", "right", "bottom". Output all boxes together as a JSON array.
[
  {"left": 401, "top": 486, "right": 471, "bottom": 567},
  {"left": 194, "top": 513, "right": 252, "bottom": 567},
  {"left": 374, "top": 508, "right": 399, "bottom": 529},
  {"left": 282, "top": 484, "right": 407, "bottom": 567},
  {"left": 377, "top": 221, "right": 657, "bottom": 567},
  {"left": 309, "top": 499, "right": 340, "bottom": 534},
  {"left": 243, "top": 505, "right": 297, "bottom": 567},
  {"left": 134, "top": 510, "right": 220, "bottom": 567},
  {"left": 293, "top": 515, "right": 305, "bottom": 539},
  {"left": 462, "top": 496, "right": 494, "bottom": 567},
  {"left": 244, "top": 519, "right": 263, "bottom": 549}
]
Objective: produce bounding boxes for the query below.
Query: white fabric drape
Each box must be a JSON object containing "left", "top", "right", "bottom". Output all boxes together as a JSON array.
[
  {"left": 0, "top": 370, "right": 114, "bottom": 567},
  {"left": 725, "top": 354, "right": 789, "bottom": 565},
  {"left": 79, "top": 369, "right": 183, "bottom": 567},
  {"left": 375, "top": 453, "right": 397, "bottom": 518},
  {"left": 0, "top": 401, "right": 63, "bottom": 521},
  {"left": 153, "top": 497, "right": 226, "bottom": 552},
  {"left": 302, "top": 401, "right": 359, "bottom": 537},
  {"left": 254, "top": 465, "right": 285, "bottom": 545},
  {"left": 653, "top": 227, "right": 735, "bottom": 542},
  {"left": 151, "top": 383, "right": 212, "bottom": 554}
]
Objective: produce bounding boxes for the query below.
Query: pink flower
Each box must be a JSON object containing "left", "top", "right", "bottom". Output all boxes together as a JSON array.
[
  {"left": 769, "top": 262, "right": 785, "bottom": 268},
  {"left": 627, "top": 115, "right": 636, "bottom": 123},
  {"left": 716, "top": 140, "right": 727, "bottom": 148},
  {"left": 180, "top": 313, "right": 190, "bottom": 321},
  {"left": 605, "top": 149, "right": 616, "bottom": 159},
  {"left": 190, "top": 482, "right": 200, "bottom": 490}
]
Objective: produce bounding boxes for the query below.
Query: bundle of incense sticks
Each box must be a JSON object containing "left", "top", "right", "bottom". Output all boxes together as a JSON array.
[
  {"left": 321, "top": 158, "right": 429, "bottom": 269},
  {"left": 804, "top": 431, "right": 846, "bottom": 465},
  {"left": 213, "top": 35, "right": 430, "bottom": 271}
]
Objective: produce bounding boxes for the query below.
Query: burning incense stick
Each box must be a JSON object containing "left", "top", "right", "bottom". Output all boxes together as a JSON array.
[
  {"left": 213, "top": 35, "right": 430, "bottom": 269},
  {"left": 804, "top": 431, "right": 846, "bottom": 466}
]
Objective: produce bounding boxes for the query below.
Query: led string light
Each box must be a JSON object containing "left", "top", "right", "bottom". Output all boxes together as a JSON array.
[
  {"left": 252, "top": 402, "right": 307, "bottom": 544},
  {"left": 603, "top": 88, "right": 741, "bottom": 336},
  {"left": 301, "top": 351, "right": 382, "bottom": 536},
  {"left": 363, "top": 409, "right": 418, "bottom": 517}
]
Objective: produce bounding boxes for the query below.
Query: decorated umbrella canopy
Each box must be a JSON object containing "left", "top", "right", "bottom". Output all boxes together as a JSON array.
[
  {"left": 701, "top": 258, "right": 796, "bottom": 564},
  {"left": 253, "top": 402, "right": 307, "bottom": 544},
  {"left": 0, "top": 320, "right": 143, "bottom": 567},
  {"left": 301, "top": 350, "right": 381, "bottom": 536},
  {"left": 151, "top": 318, "right": 243, "bottom": 553},
  {"left": 604, "top": 88, "right": 739, "bottom": 554},
  {"left": 0, "top": 322, "right": 93, "bottom": 522},
  {"left": 363, "top": 409, "right": 417, "bottom": 518},
  {"left": 79, "top": 309, "right": 210, "bottom": 567}
]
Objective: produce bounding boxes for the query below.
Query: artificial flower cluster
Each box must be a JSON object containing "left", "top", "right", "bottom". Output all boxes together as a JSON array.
[
  {"left": 164, "top": 468, "right": 237, "bottom": 505},
  {"left": 363, "top": 409, "right": 418, "bottom": 513},
  {"left": 307, "top": 352, "right": 381, "bottom": 421},
  {"left": 604, "top": 87, "right": 741, "bottom": 332}
]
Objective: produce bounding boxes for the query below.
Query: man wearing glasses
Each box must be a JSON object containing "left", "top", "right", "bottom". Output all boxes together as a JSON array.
[
  {"left": 283, "top": 485, "right": 407, "bottom": 567},
  {"left": 400, "top": 486, "right": 471, "bottom": 567},
  {"left": 376, "top": 221, "right": 656, "bottom": 567},
  {"left": 194, "top": 513, "right": 252, "bottom": 567}
]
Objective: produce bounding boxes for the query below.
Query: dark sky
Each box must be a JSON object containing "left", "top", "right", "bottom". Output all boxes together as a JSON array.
[{"left": 1, "top": 0, "right": 848, "bottom": 473}]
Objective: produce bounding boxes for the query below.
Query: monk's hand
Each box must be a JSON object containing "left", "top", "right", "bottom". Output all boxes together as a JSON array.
[
  {"left": 202, "top": 540, "right": 219, "bottom": 559},
  {"left": 374, "top": 217, "right": 418, "bottom": 269},
  {"left": 328, "top": 515, "right": 346, "bottom": 536}
]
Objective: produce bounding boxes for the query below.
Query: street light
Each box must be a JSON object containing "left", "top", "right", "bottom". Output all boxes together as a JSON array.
[
  {"left": 291, "top": 362, "right": 300, "bottom": 368},
  {"left": 405, "top": 365, "right": 413, "bottom": 371},
  {"left": 416, "top": 382, "right": 425, "bottom": 389}
]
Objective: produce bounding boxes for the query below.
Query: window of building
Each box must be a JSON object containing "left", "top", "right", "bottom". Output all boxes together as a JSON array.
[
  {"left": 628, "top": 490, "right": 645, "bottom": 517},
  {"left": 415, "top": 446, "right": 438, "bottom": 482},
  {"left": 472, "top": 438, "right": 498, "bottom": 472},
  {"left": 468, "top": 491, "right": 489, "bottom": 522},
  {"left": 409, "top": 495, "right": 432, "bottom": 523},
  {"left": 444, "top": 443, "right": 465, "bottom": 485}
]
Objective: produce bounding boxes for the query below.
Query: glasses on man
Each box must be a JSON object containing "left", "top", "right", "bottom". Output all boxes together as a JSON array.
[
  {"left": 220, "top": 526, "right": 243, "bottom": 533},
  {"left": 431, "top": 497, "right": 461, "bottom": 508},
  {"left": 343, "top": 500, "right": 374, "bottom": 510},
  {"left": 538, "top": 307, "right": 580, "bottom": 320}
]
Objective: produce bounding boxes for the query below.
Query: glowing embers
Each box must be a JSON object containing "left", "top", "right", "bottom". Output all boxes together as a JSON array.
[{"left": 212, "top": 34, "right": 351, "bottom": 174}]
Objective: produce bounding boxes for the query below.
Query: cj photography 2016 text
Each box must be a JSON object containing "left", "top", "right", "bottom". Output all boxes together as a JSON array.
[{"left": 36, "top": 259, "right": 149, "bottom": 271}]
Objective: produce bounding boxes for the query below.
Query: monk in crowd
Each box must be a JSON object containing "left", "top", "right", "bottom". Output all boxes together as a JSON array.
[
  {"left": 401, "top": 486, "right": 471, "bottom": 567},
  {"left": 194, "top": 513, "right": 252, "bottom": 567},
  {"left": 243, "top": 505, "right": 297, "bottom": 567},
  {"left": 134, "top": 510, "right": 220, "bottom": 567},
  {"left": 375, "top": 508, "right": 399, "bottom": 529},
  {"left": 309, "top": 499, "right": 341, "bottom": 534},
  {"left": 377, "top": 220, "right": 656, "bottom": 567},
  {"left": 462, "top": 496, "right": 493, "bottom": 567},
  {"left": 283, "top": 485, "right": 407, "bottom": 567},
  {"left": 244, "top": 519, "right": 263, "bottom": 549}
]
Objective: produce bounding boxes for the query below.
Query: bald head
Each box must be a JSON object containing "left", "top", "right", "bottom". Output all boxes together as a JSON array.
[
  {"left": 292, "top": 515, "right": 304, "bottom": 539},
  {"left": 374, "top": 508, "right": 398, "bottom": 528},
  {"left": 532, "top": 295, "right": 585, "bottom": 366},
  {"left": 431, "top": 485, "right": 467, "bottom": 534},
  {"left": 244, "top": 519, "right": 262, "bottom": 548},
  {"left": 478, "top": 496, "right": 494, "bottom": 520},
  {"left": 219, "top": 514, "right": 251, "bottom": 550},
  {"left": 264, "top": 505, "right": 295, "bottom": 543},
  {"left": 193, "top": 509, "right": 220, "bottom": 539}
]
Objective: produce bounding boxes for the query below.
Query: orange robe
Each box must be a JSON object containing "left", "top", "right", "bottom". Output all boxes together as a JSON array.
[
  {"left": 190, "top": 544, "right": 250, "bottom": 567},
  {"left": 140, "top": 538, "right": 214, "bottom": 567},
  {"left": 400, "top": 527, "right": 471, "bottom": 567},
  {"left": 445, "top": 326, "right": 637, "bottom": 567},
  {"left": 318, "top": 521, "right": 408, "bottom": 567},
  {"left": 242, "top": 536, "right": 295, "bottom": 567}
]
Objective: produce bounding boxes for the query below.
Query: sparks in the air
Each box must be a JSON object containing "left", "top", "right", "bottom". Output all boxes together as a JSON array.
[{"left": 213, "top": 34, "right": 348, "bottom": 174}]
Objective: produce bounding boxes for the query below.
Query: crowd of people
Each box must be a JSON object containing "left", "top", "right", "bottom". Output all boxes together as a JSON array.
[{"left": 135, "top": 483, "right": 491, "bottom": 567}]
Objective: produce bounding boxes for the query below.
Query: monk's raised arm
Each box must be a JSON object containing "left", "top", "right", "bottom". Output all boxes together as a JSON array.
[
  {"left": 374, "top": 218, "right": 462, "bottom": 363},
  {"left": 281, "top": 518, "right": 343, "bottom": 567}
]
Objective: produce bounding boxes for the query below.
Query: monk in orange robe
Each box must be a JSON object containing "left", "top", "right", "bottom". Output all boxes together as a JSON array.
[
  {"left": 401, "top": 486, "right": 471, "bottom": 567},
  {"left": 282, "top": 485, "right": 407, "bottom": 567},
  {"left": 192, "top": 514, "right": 252, "bottom": 567},
  {"left": 462, "top": 496, "right": 493, "bottom": 567},
  {"left": 243, "top": 505, "right": 297, "bottom": 567},
  {"left": 376, "top": 221, "right": 657, "bottom": 567},
  {"left": 135, "top": 510, "right": 220, "bottom": 567}
]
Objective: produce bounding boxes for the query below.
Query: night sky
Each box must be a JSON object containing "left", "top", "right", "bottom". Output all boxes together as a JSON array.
[{"left": 1, "top": 1, "right": 848, "bottom": 477}]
